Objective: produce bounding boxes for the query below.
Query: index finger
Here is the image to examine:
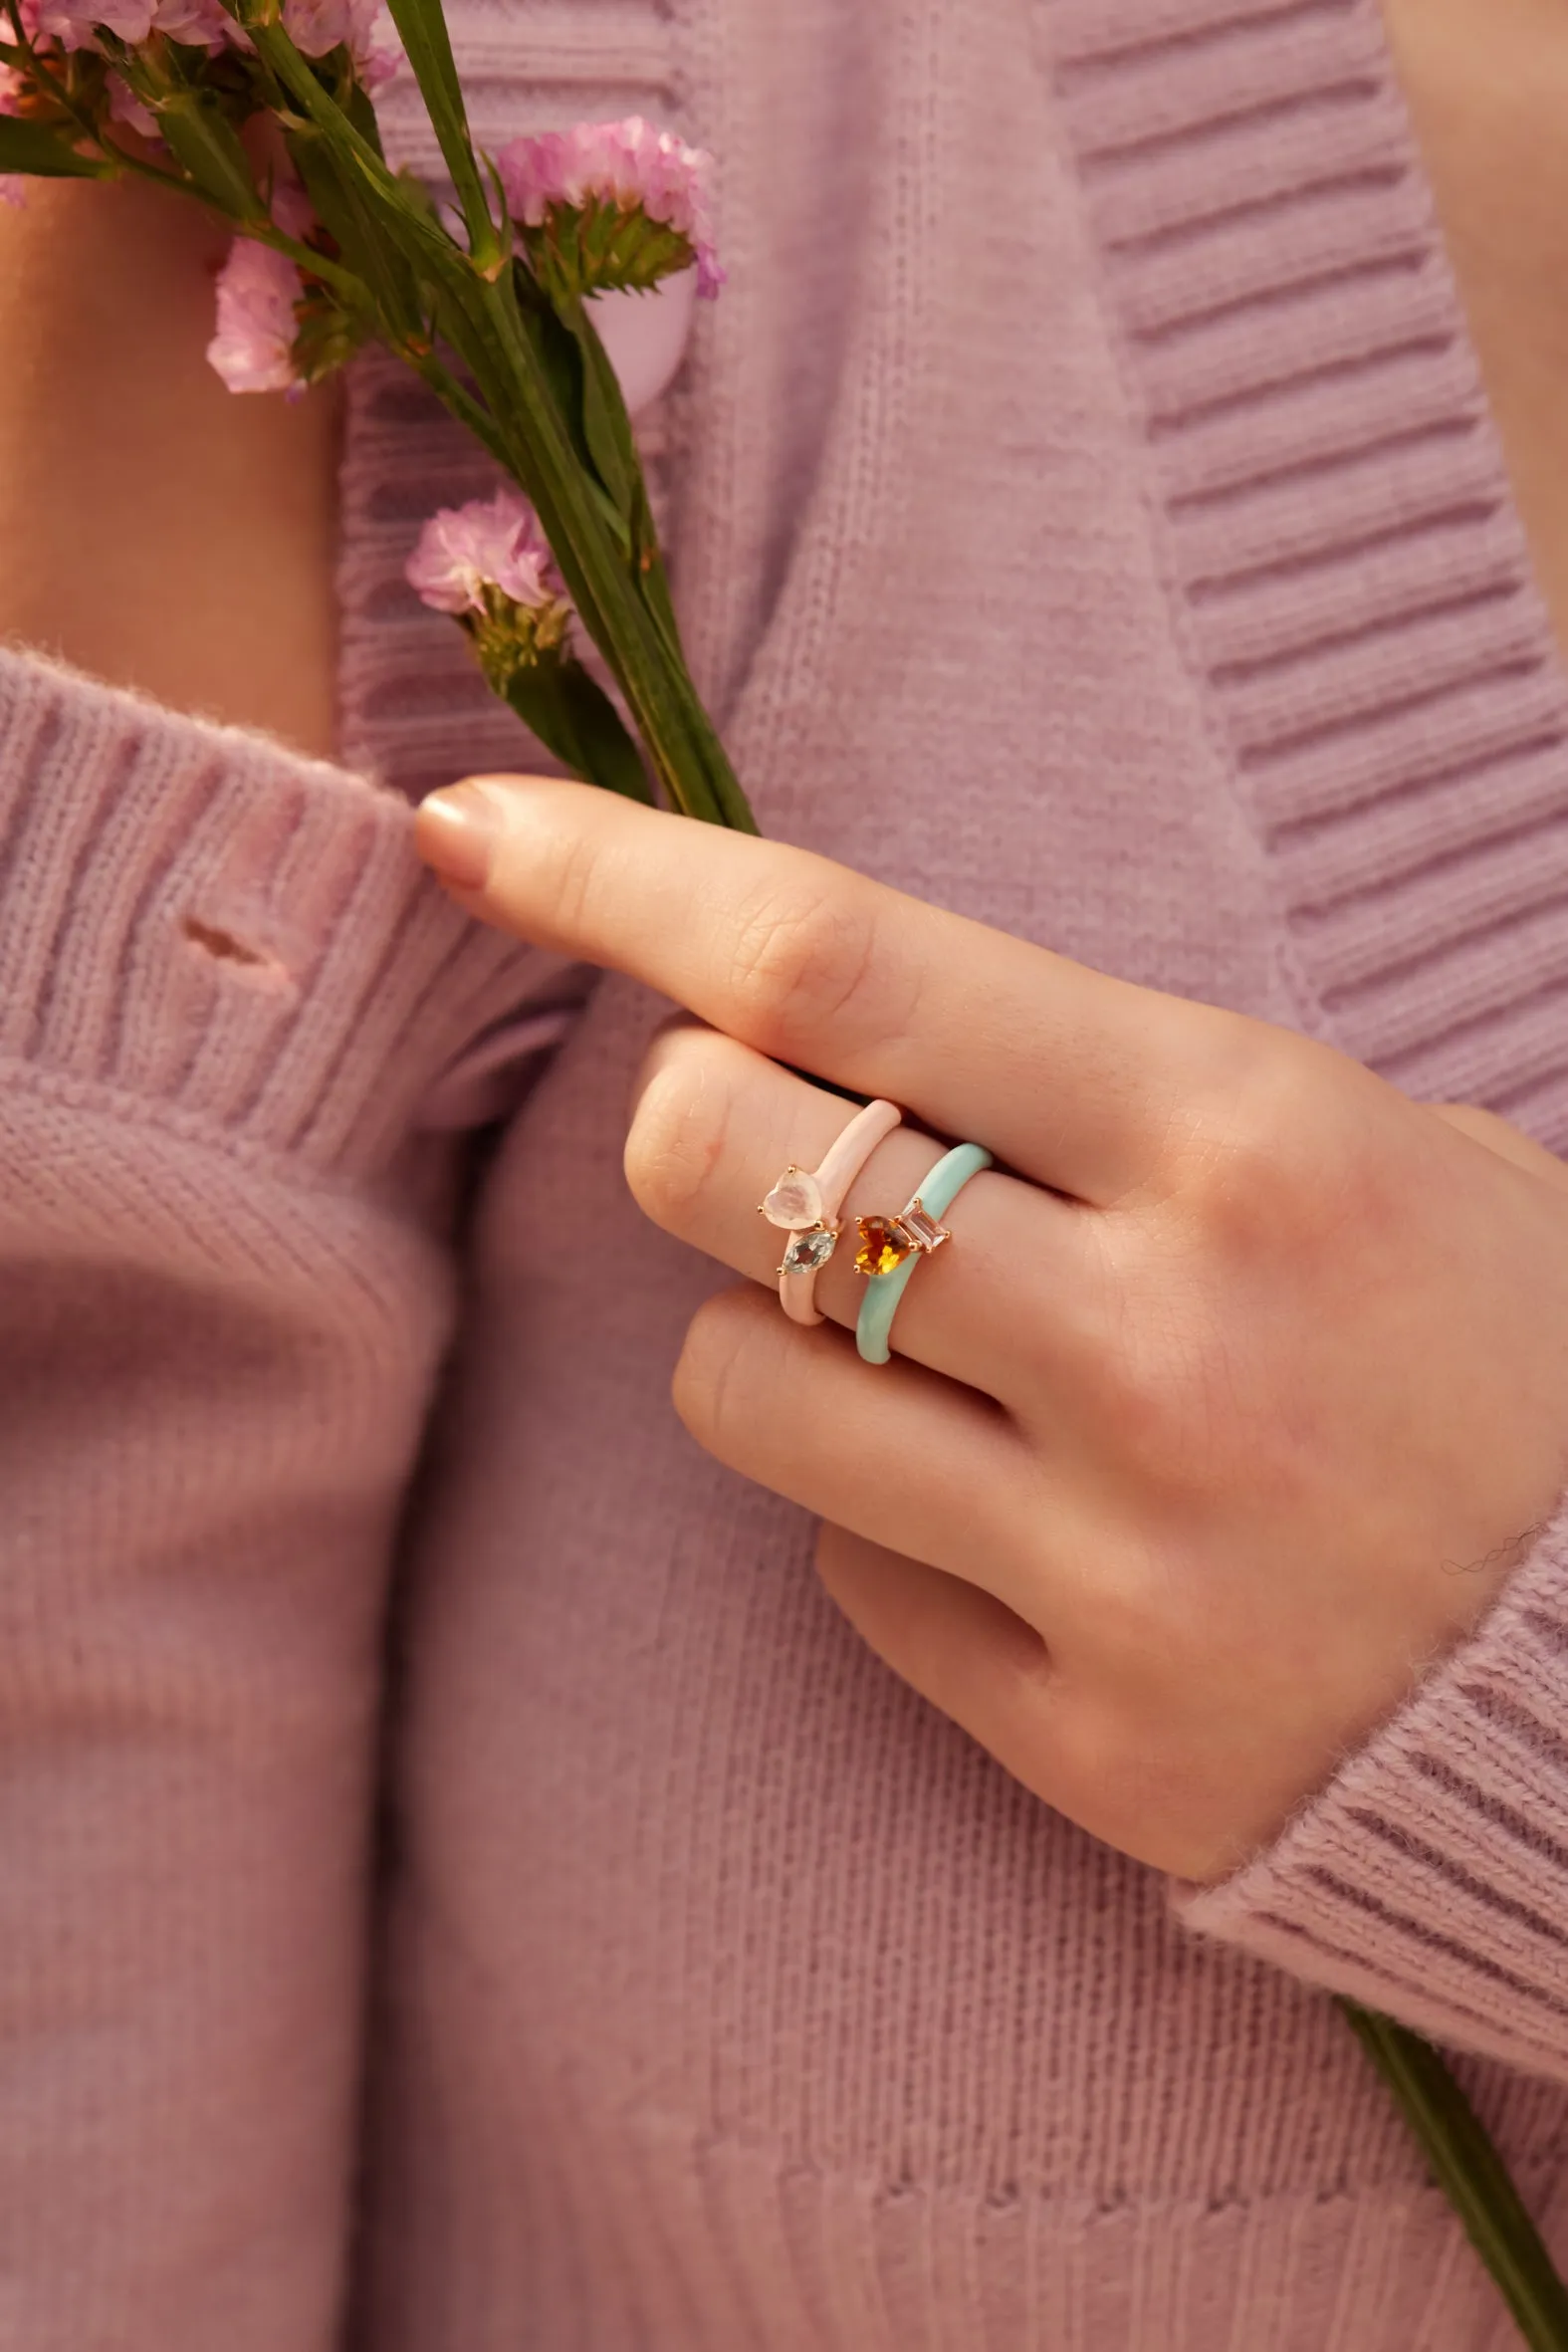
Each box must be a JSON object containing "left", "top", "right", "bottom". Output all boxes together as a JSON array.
[{"left": 417, "top": 775, "right": 1224, "bottom": 1203}]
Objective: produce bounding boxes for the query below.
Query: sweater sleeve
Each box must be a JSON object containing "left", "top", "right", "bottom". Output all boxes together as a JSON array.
[
  {"left": 0, "top": 644, "right": 555, "bottom": 2352},
  {"left": 1177, "top": 1497, "right": 1568, "bottom": 2081}
]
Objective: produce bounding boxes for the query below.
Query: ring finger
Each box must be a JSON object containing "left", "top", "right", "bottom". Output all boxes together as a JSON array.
[{"left": 627, "top": 1019, "right": 1109, "bottom": 1404}]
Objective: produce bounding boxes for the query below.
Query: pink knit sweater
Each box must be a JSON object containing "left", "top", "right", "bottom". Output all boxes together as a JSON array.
[{"left": 7, "top": 0, "right": 1568, "bottom": 2344}]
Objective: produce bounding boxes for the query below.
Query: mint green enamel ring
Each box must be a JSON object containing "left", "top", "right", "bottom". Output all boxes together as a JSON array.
[{"left": 854, "top": 1142, "right": 993, "bottom": 1365}]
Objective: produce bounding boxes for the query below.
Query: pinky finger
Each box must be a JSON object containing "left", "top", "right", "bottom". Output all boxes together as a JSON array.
[{"left": 813, "top": 1521, "right": 1062, "bottom": 1806}]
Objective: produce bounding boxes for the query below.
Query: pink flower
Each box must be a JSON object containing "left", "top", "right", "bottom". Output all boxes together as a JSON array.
[
  {"left": 282, "top": 0, "right": 397, "bottom": 78},
  {"left": 106, "top": 72, "right": 158, "bottom": 136},
  {"left": 270, "top": 178, "right": 316, "bottom": 240},
  {"left": 498, "top": 116, "right": 723, "bottom": 298},
  {"left": 30, "top": 0, "right": 240, "bottom": 53},
  {"left": 152, "top": 0, "right": 233, "bottom": 46},
  {"left": 35, "top": 0, "right": 154, "bottom": 48},
  {"left": 0, "top": 177, "right": 23, "bottom": 208},
  {"left": 406, "top": 491, "right": 561, "bottom": 617},
  {"left": 206, "top": 236, "right": 303, "bottom": 395}
]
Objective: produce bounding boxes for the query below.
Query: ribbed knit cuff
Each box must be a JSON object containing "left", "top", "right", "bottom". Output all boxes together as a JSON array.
[
  {"left": 0, "top": 646, "right": 545, "bottom": 1184},
  {"left": 1178, "top": 1503, "right": 1568, "bottom": 2075}
]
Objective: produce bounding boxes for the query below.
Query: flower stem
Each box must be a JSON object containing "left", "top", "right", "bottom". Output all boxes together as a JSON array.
[
  {"left": 239, "top": 7, "right": 755, "bottom": 827},
  {"left": 1341, "top": 2001, "right": 1568, "bottom": 2348}
]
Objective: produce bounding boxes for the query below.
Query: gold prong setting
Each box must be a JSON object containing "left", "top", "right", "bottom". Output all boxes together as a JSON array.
[{"left": 852, "top": 1198, "right": 952, "bottom": 1278}]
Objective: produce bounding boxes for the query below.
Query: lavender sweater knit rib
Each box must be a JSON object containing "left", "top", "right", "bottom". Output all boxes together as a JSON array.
[{"left": 7, "top": 0, "right": 1568, "bottom": 2345}]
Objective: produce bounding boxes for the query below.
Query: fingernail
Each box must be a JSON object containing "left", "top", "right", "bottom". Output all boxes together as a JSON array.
[{"left": 416, "top": 783, "right": 500, "bottom": 892}]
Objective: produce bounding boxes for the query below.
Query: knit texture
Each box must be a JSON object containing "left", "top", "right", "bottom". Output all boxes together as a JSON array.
[
  {"left": 0, "top": 649, "right": 554, "bottom": 2348},
  {"left": 6, "top": 0, "right": 1568, "bottom": 2344}
]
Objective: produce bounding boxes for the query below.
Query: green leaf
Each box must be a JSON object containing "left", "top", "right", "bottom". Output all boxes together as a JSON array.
[
  {"left": 567, "top": 302, "right": 638, "bottom": 524},
  {"left": 341, "top": 76, "right": 388, "bottom": 161},
  {"left": 288, "top": 127, "right": 421, "bottom": 342},
  {"left": 1342, "top": 2003, "right": 1568, "bottom": 2350},
  {"left": 0, "top": 116, "right": 109, "bottom": 177},
  {"left": 505, "top": 662, "right": 653, "bottom": 804},
  {"left": 156, "top": 89, "right": 265, "bottom": 221},
  {"left": 499, "top": 277, "right": 633, "bottom": 564},
  {"left": 377, "top": 0, "right": 497, "bottom": 266}
]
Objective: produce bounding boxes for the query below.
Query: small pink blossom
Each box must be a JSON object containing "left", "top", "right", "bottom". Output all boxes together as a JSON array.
[
  {"left": 406, "top": 491, "right": 561, "bottom": 617},
  {"left": 270, "top": 178, "right": 316, "bottom": 240},
  {"left": 106, "top": 71, "right": 157, "bottom": 136},
  {"left": 282, "top": 0, "right": 397, "bottom": 78},
  {"left": 206, "top": 236, "right": 303, "bottom": 395},
  {"left": 153, "top": 0, "right": 232, "bottom": 45},
  {"left": 0, "top": 177, "right": 22, "bottom": 208},
  {"left": 35, "top": 0, "right": 154, "bottom": 48},
  {"left": 498, "top": 116, "right": 723, "bottom": 298},
  {"left": 31, "top": 0, "right": 238, "bottom": 51}
]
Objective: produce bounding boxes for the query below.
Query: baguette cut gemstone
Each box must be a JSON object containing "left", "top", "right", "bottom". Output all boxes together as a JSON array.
[
  {"left": 854, "top": 1215, "right": 911, "bottom": 1278},
  {"left": 900, "top": 1201, "right": 950, "bottom": 1252},
  {"left": 761, "top": 1169, "right": 824, "bottom": 1229},
  {"left": 782, "top": 1227, "right": 836, "bottom": 1276}
]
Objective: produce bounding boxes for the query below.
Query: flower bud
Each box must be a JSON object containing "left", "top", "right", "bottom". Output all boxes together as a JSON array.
[{"left": 206, "top": 237, "right": 306, "bottom": 394}]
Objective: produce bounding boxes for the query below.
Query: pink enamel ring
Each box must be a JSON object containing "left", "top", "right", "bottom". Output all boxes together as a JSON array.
[{"left": 758, "top": 1098, "right": 903, "bottom": 1325}]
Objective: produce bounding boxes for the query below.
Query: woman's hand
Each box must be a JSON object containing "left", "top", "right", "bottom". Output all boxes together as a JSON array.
[{"left": 418, "top": 775, "right": 1568, "bottom": 1881}]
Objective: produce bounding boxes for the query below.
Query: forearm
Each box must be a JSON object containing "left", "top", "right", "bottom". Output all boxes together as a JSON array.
[{"left": 0, "top": 174, "right": 339, "bottom": 755}]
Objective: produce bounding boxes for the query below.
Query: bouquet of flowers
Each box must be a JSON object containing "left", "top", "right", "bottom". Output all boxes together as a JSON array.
[
  {"left": 3, "top": 0, "right": 1567, "bottom": 2339},
  {"left": 0, "top": 0, "right": 755, "bottom": 826}
]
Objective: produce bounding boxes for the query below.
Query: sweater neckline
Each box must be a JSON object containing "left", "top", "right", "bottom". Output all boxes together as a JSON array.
[{"left": 1048, "top": 0, "right": 1568, "bottom": 1146}]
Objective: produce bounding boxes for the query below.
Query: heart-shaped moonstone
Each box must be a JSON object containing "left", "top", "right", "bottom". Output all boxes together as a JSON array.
[{"left": 762, "top": 1169, "right": 824, "bottom": 1229}]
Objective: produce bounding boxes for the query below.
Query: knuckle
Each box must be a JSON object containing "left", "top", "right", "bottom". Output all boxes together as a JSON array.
[
  {"left": 723, "top": 880, "right": 909, "bottom": 1055},
  {"left": 671, "top": 1290, "right": 761, "bottom": 1456},
  {"left": 624, "top": 1038, "right": 734, "bottom": 1233},
  {"left": 524, "top": 804, "right": 604, "bottom": 943},
  {"left": 1168, "top": 1031, "right": 1375, "bottom": 1259}
]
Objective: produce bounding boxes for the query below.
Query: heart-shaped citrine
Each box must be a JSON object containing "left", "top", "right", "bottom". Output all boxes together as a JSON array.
[{"left": 853, "top": 1215, "right": 911, "bottom": 1278}]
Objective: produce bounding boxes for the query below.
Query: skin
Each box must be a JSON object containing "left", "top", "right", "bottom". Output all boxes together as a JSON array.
[
  {"left": 4, "top": 6, "right": 1568, "bottom": 1876},
  {"left": 0, "top": 174, "right": 339, "bottom": 756},
  {"left": 415, "top": 778, "right": 1568, "bottom": 1881}
]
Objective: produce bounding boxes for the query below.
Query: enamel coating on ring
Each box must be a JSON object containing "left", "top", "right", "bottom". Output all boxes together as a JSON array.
[
  {"left": 854, "top": 1142, "right": 993, "bottom": 1364},
  {"left": 758, "top": 1098, "right": 903, "bottom": 1326}
]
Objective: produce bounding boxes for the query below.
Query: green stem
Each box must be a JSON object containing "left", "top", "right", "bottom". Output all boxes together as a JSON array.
[
  {"left": 241, "top": 7, "right": 755, "bottom": 827},
  {"left": 1342, "top": 2002, "right": 1568, "bottom": 2348}
]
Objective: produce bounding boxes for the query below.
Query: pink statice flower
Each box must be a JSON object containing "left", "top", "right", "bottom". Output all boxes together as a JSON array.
[
  {"left": 35, "top": 0, "right": 154, "bottom": 47},
  {"left": 282, "top": 0, "right": 397, "bottom": 79},
  {"left": 106, "top": 71, "right": 157, "bottom": 136},
  {"left": 498, "top": 116, "right": 723, "bottom": 298},
  {"left": 270, "top": 178, "right": 316, "bottom": 240},
  {"left": 153, "top": 0, "right": 232, "bottom": 45},
  {"left": 406, "top": 490, "right": 562, "bottom": 617},
  {"left": 34, "top": 0, "right": 228, "bottom": 46},
  {"left": 206, "top": 237, "right": 304, "bottom": 395}
]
